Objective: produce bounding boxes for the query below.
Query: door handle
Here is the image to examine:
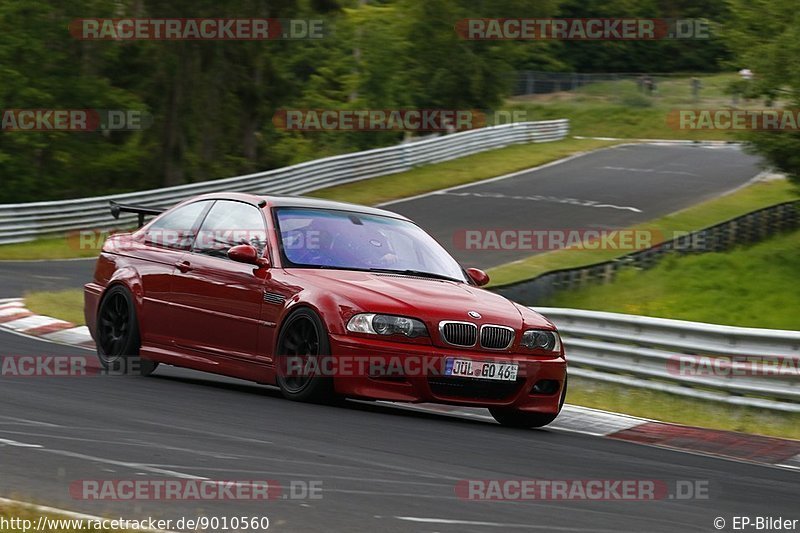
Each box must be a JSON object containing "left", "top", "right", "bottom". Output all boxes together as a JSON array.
[{"left": 175, "top": 260, "right": 192, "bottom": 273}]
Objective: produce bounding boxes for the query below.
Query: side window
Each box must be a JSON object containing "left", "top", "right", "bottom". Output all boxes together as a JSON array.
[
  {"left": 144, "top": 200, "right": 211, "bottom": 250},
  {"left": 193, "top": 200, "right": 267, "bottom": 258}
]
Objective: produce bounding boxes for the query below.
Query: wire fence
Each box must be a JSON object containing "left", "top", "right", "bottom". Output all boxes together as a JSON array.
[{"left": 510, "top": 71, "right": 769, "bottom": 108}]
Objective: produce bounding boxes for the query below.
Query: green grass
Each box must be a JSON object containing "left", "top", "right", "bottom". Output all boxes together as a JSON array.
[
  {"left": 545, "top": 227, "right": 800, "bottom": 330},
  {"left": 309, "top": 137, "right": 617, "bottom": 205},
  {"left": 568, "top": 376, "right": 800, "bottom": 440},
  {"left": 0, "top": 235, "right": 111, "bottom": 260},
  {"left": 508, "top": 102, "right": 734, "bottom": 140},
  {"left": 503, "top": 73, "right": 771, "bottom": 141},
  {"left": 487, "top": 179, "right": 800, "bottom": 286},
  {"left": 24, "top": 289, "right": 85, "bottom": 326}
]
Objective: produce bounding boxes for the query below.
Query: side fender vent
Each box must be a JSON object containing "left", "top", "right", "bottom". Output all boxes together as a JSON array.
[{"left": 263, "top": 292, "right": 286, "bottom": 305}]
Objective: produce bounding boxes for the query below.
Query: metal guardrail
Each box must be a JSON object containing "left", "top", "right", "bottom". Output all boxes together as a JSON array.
[
  {"left": 0, "top": 120, "right": 568, "bottom": 244},
  {"left": 535, "top": 307, "right": 800, "bottom": 412}
]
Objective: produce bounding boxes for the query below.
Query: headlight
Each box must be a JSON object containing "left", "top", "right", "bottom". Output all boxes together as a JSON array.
[
  {"left": 520, "top": 329, "right": 561, "bottom": 352},
  {"left": 347, "top": 313, "right": 428, "bottom": 338}
]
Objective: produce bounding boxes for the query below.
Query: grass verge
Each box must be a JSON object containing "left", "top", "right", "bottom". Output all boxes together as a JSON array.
[
  {"left": 504, "top": 73, "right": 763, "bottom": 141},
  {"left": 0, "top": 235, "right": 102, "bottom": 261},
  {"left": 487, "top": 179, "right": 800, "bottom": 287},
  {"left": 569, "top": 376, "right": 800, "bottom": 440},
  {"left": 24, "top": 289, "right": 85, "bottom": 326},
  {"left": 508, "top": 102, "right": 736, "bottom": 141},
  {"left": 544, "top": 227, "right": 800, "bottom": 330}
]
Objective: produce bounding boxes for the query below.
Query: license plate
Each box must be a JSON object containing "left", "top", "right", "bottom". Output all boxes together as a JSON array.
[{"left": 445, "top": 358, "right": 518, "bottom": 381}]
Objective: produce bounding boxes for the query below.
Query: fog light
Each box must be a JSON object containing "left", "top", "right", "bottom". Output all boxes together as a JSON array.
[{"left": 531, "top": 379, "right": 560, "bottom": 395}]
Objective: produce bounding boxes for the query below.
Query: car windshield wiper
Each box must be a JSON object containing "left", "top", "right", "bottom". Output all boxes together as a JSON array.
[{"left": 367, "top": 268, "right": 463, "bottom": 283}]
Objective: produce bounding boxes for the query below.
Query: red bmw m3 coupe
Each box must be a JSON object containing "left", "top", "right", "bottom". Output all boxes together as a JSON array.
[{"left": 84, "top": 193, "right": 567, "bottom": 427}]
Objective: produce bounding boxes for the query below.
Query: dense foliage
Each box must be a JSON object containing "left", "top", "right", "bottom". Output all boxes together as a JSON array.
[{"left": 0, "top": 0, "right": 738, "bottom": 201}]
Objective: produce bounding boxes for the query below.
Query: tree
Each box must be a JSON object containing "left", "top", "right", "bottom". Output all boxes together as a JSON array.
[
  {"left": 555, "top": 0, "right": 731, "bottom": 73},
  {"left": 0, "top": 0, "right": 148, "bottom": 201},
  {"left": 725, "top": 0, "right": 800, "bottom": 186}
]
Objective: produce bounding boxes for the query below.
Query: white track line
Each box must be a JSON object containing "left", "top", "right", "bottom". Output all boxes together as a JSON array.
[
  {"left": 394, "top": 516, "right": 619, "bottom": 531},
  {"left": 776, "top": 453, "right": 800, "bottom": 471},
  {"left": 0, "top": 438, "right": 43, "bottom": 448}
]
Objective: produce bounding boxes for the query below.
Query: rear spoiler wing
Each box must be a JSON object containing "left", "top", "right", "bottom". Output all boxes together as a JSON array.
[{"left": 109, "top": 201, "right": 164, "bottom": 227}]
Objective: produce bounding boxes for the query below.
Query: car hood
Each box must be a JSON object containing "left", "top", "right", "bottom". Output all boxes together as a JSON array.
[{"left": 285, "top": 268, "right": 553, "bottom": 329}]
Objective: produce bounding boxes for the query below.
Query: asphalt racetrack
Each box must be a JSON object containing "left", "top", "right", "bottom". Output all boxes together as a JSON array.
[{"left": 2, "top": 143, "right": 794, "bottom": 533}]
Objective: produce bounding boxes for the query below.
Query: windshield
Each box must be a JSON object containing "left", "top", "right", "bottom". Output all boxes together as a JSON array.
[{"left": 275, "top": 207, "right": 466, "bottom": 282}]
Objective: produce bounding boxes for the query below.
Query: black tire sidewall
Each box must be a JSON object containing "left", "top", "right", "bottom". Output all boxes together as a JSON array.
[
  {"left": 275, "top": 308, "right": 334, "bottom": 403},
  {"left": 96, "top": 285, "right": 142, "bottom": 373}
]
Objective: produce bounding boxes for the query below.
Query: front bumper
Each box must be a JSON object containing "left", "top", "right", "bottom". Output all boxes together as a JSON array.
[{"left": 329, "top": 333, "right": 566, "bottom": 413}]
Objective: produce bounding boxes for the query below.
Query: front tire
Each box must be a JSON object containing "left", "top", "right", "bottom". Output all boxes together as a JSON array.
[
  {"left": 96, "top": 285, "right": 158, "bottom": 377},
  {"left": 490, "top": 374, "right": 567, "bottom": 428},
  {"left": 275, "top": 308, "right": 335, "bottom": 403}
]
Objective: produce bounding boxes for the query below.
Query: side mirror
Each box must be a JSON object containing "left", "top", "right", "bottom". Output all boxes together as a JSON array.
[
  {"left": 228, "top": 244, "right": 270, "bottom": 268},
  {"left": 466, "top": 267, "right": 490, "bottom": 287}
]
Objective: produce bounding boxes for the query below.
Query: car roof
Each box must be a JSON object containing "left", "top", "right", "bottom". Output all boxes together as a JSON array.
[{"left": 189, "top": 192, "right": 410, "bottom": 221}]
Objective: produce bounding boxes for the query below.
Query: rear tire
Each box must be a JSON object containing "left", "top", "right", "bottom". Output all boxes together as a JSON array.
[
  {"left": 275, "top": 308, "right": 335, "bottom": 403},
  {"left": 490, "top": 374, "right": 567, "bottom": 428},
  {"left": 96, "top": 285, "right": 159, "bottom": 377}
]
